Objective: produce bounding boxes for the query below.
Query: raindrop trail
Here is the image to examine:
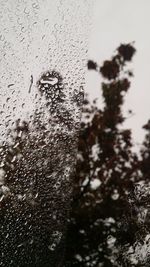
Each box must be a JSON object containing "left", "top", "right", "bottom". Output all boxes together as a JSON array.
[
  {"left": 8, "top": 84, "right": 14, "bottom": 88},
  {"left": 28, "top": 75, "right": 33, "bottom": 93}
]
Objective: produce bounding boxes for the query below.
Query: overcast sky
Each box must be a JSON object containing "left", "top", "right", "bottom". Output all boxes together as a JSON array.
[{"left": 86, "top": 0, "right": 150, "bottom": 150}]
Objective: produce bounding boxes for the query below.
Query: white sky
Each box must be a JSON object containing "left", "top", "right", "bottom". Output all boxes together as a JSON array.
[{"left": 86, "top": 0, "right": 150, "bottom": 149}]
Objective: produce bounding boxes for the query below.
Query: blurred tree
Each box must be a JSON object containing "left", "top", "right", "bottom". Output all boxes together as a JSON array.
[
  {"left": 0, "top": 71, "right": 77, "bottom": 267},
  {"left": 141, "top": 120, "right": 150, "bottom": 181},
  {"left": 119, "top": 121, "right": 150, "bottom": 266},
  {"left": 64, "top": 43, "right": 142, "bottom": 267}
]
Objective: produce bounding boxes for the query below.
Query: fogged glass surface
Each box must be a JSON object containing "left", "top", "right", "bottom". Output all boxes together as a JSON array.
[{"left": 0, "top": 1, "right": 94, "bottom": 266}]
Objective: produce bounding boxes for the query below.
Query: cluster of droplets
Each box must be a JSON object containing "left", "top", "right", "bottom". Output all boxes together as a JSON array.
[
  {"left": 37, "top": 70, "right": 64, "bottom": 108},
  {"left": 48, "top": 231, "right": 63, "bottom": 251},
  {"left": 0, "top": 0, "right": 95, "bottom": 265},
  {"left": 0, "top": 68, "right": 80, "bottom": 266}
]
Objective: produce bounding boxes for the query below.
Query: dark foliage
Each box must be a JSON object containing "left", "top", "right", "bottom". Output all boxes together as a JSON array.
[
  {"left": 87, "top": 60, "right": 97, "bottom": 70},
  {"left": 141, "top": 120, "right": 150, "bottom": 181},
  {"left": 64, "top": 44, "right": 150, "bottom": 267},
  {"left": 100, "top": 60, "right": 120, "bottom": 80},
  {"left": 118, "top": 43, "right": 136, "bottom": 62}
]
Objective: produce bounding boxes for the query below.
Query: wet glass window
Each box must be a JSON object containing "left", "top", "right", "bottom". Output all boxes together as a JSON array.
[{"left": 0, "top": 1, "right": 94, "bottom": 266}]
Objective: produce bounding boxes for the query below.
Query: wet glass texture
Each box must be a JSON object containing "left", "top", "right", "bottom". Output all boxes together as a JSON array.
[{"left": 0, "top": 1, "right": 94, "bottom": 266}]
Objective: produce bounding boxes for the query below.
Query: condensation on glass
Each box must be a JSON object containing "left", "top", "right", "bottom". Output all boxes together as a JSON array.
[{"left": 0, "top": 1, "right": 95, "bottom": 266}]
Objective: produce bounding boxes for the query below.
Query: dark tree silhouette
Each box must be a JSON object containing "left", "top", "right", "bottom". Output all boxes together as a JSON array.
[
  {"left": 141, "top": 120, "right": 150, "bottom": 181},
  {"left": 64, "top": 43, "right": 146, "bottom": 267}
]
